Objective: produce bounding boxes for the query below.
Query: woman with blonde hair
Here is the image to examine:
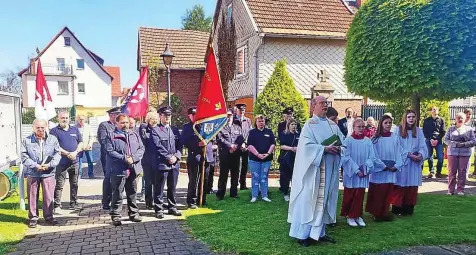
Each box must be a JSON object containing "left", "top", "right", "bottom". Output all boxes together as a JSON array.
[
  {"left": 444, "top": 112, "right": 476, "bottom": 195},
  {"left": 278, "top": 118, "right": 299, "bottom": 202}
]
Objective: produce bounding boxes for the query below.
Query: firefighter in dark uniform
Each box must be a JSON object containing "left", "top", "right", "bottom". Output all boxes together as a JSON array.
[
  {"left": 216, "top": 108, "right": 245, "bottom": 200},
  {"left": 181, "top": 106, "right": 216, "bottom": 207},
  {"left": 97, "top": 106, "right": 121, "bottom": 210},
  {"left": 235, "top": 103, "right": 252, "bottom": 190},
  {"left": 138, "top": 112, "right": 159, "bottom": 209},
  {"left": 277, "top": 107, "right": 301, "bottom": 138},
  {"left": 151, "top": 106, "right": 182, "bottom": 218}
]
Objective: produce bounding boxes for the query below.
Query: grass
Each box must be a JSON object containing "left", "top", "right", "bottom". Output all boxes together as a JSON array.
[
  {"left": 0, "top": 194, "right": 28, "bottom": 255},
  {"left": 184, "top": 188, "right": 476, "bottom": 255}
]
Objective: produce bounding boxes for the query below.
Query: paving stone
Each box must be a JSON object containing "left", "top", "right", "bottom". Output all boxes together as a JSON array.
[{"left": 441, "top": 244, "right": 476, "bottom": 255}]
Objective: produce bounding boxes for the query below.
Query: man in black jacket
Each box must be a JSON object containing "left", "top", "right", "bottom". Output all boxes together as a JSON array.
[
  {"left": 423, "top": 106, "right": 446, "bottom": 178},
  {"left": 337, "top": 107, "right": 355, "bottom": 137}
]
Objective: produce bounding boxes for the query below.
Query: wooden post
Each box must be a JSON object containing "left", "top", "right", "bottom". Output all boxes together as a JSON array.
[{"left": 198, "top": 146, "right": 206, "bottom": 207}]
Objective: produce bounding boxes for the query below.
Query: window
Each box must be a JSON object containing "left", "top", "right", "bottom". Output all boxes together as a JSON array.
[
  {"left": 77, "top": 83, "right": 85, "bottom": 93},
  {"left": 64, "top": 37, "right": 71, "bottom": 46},
  {"left": 227, "top": 4, "right": 233, "bottom": 25},
  {"left": 236, "top": 46, "right": 247, "bottom": 76},
  {"left": 76, "top": 59, "right": 84, "bottom": 69},
  {"left": 57, "top": 58, "right": 65, "bottom": 72},
  {"left": 58, "top": 81, "right": 69, "bottom": 95}
]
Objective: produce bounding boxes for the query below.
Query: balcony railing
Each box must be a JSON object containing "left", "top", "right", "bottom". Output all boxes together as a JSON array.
[{"left": 40, "top": 64, "right": 74, "bottom": 76}]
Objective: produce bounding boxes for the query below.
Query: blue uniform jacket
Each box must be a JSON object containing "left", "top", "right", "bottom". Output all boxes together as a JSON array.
[
  {"left": 139, "top": 123, "right": 156, "bottom": 167},
  {"left": 217, "top": 123, "right": 244, "bottom": 156},
  {"left": 151, "top": 124, "right": 182, "bottom": 171},
  {"left": 105, "top": 129, "right": 145, "bottom": 176},
  {"left": 181, "top": 122, "right": 217, "bottom": 164}
]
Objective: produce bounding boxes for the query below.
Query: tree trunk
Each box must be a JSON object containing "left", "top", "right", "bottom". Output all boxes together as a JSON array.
[{"left": 411, "top": 94, "right": 421, "bottom": 121}]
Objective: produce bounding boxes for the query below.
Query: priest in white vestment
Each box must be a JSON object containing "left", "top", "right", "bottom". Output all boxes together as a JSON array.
[{"left": 288, "top": 96, "right": 344, "bottom": 247}]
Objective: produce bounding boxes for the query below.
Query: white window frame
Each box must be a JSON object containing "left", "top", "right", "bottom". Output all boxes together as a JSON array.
[
  {"left": 57, "top": 58, "right": 65, "bottom": 72},
  {"left": 57, "top": 81, "right": 69, "bottom": 95},
  {"left": 227, "top": 4, "right": 233, "bottom": 26},
  {"left": 77, "top": 83, "right": 85, "bottom": 94},
  {"left": 236, "top": 46, "right": 247, "bottom": 77}
]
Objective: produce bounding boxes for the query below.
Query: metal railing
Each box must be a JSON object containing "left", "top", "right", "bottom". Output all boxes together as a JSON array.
[{"left": 40, "top": 64, "right": 74, "bottom": 76}]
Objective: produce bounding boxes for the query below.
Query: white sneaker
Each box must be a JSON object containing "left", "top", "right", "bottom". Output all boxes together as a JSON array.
[
  {"left": 457, "top": 192, "right": 465, "bottom": 196},
  {"left": 262, "top": 197, "right": 272, "bottom": 202},
  {"left": 250, "top": 197, "right": 257, "bottom": 203},
  {"left": 284, "top": 195, "right": 290, "bottom": 202},
  {"left": 356, "top": 217, "right": 366, "bottom": 227},
  {"left": 347, "top": 218, "right": 358, "bottom": 227}
]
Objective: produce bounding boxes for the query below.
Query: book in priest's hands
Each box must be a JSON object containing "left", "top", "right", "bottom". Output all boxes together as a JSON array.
[{"left": 321, "top": 134, "right": 342, "bottom": 147}]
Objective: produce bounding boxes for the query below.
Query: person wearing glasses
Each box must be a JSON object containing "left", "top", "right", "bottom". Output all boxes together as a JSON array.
[{"left": 288, "top": 96, "right": 342, "bottom": 246}]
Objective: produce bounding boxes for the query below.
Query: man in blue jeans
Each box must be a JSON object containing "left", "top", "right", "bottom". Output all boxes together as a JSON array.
[{"left": 423, "top": 106, "right": 446, "bottom": 178}]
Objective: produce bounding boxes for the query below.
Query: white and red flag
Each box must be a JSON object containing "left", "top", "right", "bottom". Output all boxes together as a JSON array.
[
  {"left": 34, "top": 59, "right": 56, "bottom": 120},
  {"left": 120, "top": 67, "right": 149, "bottom": 118}
]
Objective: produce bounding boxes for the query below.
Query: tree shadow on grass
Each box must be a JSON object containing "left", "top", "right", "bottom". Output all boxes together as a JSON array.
[{"left": 0, "top": 212, "right": 27, "bottom": 224}]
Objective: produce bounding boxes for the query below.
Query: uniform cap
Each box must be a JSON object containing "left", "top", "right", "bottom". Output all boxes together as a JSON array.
[
  {"left": 158, "top": 106, "right": 173, "bottom": 116},
  {"left": 235, "top": 103, "right": 246, "bottom": 110},
  {"left": 187, "top": 106, "right": 197, "bottom": 115},
  {"left": 106, "top": 106, "right": 122, "bottom": 114},
  {"left": 283, "top": 107, "right": 294, "bottom": 114}
]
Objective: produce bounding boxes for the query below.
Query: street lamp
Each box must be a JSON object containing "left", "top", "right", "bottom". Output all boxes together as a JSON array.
[{"left": 160, "top": 43, "right": 175, "bottom": 107}]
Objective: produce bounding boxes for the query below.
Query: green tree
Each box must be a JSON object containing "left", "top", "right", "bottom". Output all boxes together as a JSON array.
[
  {"left": 386, "top": 99, "right": 450, "bottom": 127},
  {"left": 254, "top": 59, "right": 309, "bottom": 135},
  {"left": 181, "top": 4, "right": 212, "bottom": 32},
  {"left": 21, "top": 108, "right": 35, "bottom": 124},
  {"left": 345, "top": 0, "right": 476, "bottom": 119}
]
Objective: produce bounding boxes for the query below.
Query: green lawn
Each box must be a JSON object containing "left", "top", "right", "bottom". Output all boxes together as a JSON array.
[
  {"left": 0, "top": 194, "right": 27, "bottom": 255},
  {"left": 184, "top": 188, "right": 476, "bottom": 255}
]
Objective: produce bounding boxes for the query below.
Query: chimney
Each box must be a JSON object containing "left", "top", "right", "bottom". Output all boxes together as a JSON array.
[{"left": 29, "top": 59, "right": 36, "bottom": 75}]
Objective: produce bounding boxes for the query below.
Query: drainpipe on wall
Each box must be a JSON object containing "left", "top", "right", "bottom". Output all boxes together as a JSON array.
[{"left": 254, "top": 34, "right": 264, "bottom": 101}]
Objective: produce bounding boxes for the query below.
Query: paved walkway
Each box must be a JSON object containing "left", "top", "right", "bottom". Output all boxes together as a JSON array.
[{"left": 8, "top": 156, "right": 476, "bottom": 255}]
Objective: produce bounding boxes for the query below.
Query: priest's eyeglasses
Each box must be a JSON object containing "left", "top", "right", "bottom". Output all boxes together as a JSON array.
[{"left": 318, "top": 101, "right": 330, "bottom": 106}]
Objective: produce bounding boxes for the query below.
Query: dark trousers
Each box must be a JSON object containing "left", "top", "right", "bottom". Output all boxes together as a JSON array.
[
  {"left": 110, "top": 172, "right": 139, "bottom": 220},
  {"left": 217, "top": 153, "right": 240, "bottom": 199},
  {"left": 101, "top": 148, "right": 111, "bottom": 207},
  {"left": 208, "top": 164, "right": 215, "bottom": 192},
  {"left": 54, "top": 163, "right": 79, "bottom": 208},
  {"left": 426, "top": 139, "right": 444, "bottom": 174},
  {"left": 186, "top": 160, "right": 210, "bottom": 205},
  {"left": 142, "top": 164, "right": 154, "bottom": 207},
  {"left": 153, "top": 169, "right": 179, "bottom": 212},
  {"left": 239, "top": 151, "right": 249, "bottom": 188},
  {"left": 279, "top": 163, "right": 293, "bottom": 195}
]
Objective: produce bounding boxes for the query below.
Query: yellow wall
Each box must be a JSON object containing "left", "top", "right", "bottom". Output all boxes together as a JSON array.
[{"left": 76, "top": 106, "right": 110, "bottom": 117}]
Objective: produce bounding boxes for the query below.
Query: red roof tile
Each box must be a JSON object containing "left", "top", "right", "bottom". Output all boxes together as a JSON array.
[
  {"left": 138, "top": 27, "right": 209, "bottom": 70},
  {"left": 246, "top": 0, "right": 354, "bottom": 37},
  {"left": 104, "top": 66, "right": 122, "bottom": 97}
]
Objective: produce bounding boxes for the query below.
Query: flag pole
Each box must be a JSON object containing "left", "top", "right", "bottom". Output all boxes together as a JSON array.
[{"left": 199, "top": 145, "right": 206, "bottom": 207}]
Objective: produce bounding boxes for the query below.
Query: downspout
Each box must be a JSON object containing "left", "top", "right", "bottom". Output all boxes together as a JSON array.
[{"left": 254, "top": 34, "right": 264, "bottom": 101}]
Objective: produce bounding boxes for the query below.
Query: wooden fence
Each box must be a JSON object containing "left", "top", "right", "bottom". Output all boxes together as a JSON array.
[{"left": 361, "top": 105, "right": 476, "bottom": 121}]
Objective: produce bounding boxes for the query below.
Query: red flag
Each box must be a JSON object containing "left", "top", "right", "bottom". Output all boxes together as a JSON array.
[
  {"left": 193, "top": 47, "right": 228, "bottom": 143},
  {"left": 34, "top": 59, "right": 56, "bottom": 120},
  {"left": 121, "top": 67, "right": 149, "bottom": 118}
]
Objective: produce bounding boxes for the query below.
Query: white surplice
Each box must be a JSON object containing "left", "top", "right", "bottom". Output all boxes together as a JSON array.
[{"left": 288, "top": 115, "right": 344, "bottom": 240}]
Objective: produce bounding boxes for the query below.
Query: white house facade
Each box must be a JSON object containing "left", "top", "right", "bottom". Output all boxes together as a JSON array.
[{"left": 19, "top": 27, "right": 114, "bottom": 109}]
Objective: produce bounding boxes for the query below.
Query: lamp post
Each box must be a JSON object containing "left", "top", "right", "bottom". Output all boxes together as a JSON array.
[{"left": 160, "top": 43, "right": 175, "bottom": 107}]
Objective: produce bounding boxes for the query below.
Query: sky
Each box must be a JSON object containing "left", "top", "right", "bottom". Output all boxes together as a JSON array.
[{"left": 0, "top": 0, "right": 216, "bottom": 88}]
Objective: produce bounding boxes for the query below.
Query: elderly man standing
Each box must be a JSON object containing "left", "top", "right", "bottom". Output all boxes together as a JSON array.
[
  {"left": 22, "top": 119, "right": 62, "bottom": 228},
  {"left": 235, "top": 103, "right": 252, "bottom": 190},
  {"left": 97, "top": 107, "right": 121, "bottom": 210},
  {"left": 106, "top": 114, "right": 145, "bottom": 226},
  {"left": 76, "top": 114, "right": 95, "bottom": 179},
  {"left": 49, "top": 112, "right": 83, "bottom": 212},
  {"left": 288, "top": 96, "right": 343, "bottom": 246}
]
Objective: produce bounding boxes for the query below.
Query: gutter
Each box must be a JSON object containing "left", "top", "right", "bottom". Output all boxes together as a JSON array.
[
  {"left": 254, "top": 34, "right": 264, "bottom": 101},
  {"left": 261, "top": 33, "right": 346, "bottom": 40}
]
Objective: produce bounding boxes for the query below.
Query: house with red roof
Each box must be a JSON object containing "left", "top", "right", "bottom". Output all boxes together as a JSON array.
[
  {"left": 18, "top": 26, "right": 121, "bottom": 114},
  {"left": 211, "top": 0, "right": 363, "bottom": 116}
]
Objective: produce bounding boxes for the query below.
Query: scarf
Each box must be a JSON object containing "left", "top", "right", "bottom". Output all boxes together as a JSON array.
[
  {"left": 351, "top": 132, "right": 365, "bottom": 140},
  {"left": 382, "top": 131, "right": 392, "bottom": 137}
]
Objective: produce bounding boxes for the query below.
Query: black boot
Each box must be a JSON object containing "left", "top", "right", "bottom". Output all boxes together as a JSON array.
[
  {"left": 405, "top": 205, "right": 414, "bottom": 216},
  {"left": 391, "top": 205, "right": 402, "bottom": 215}
]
